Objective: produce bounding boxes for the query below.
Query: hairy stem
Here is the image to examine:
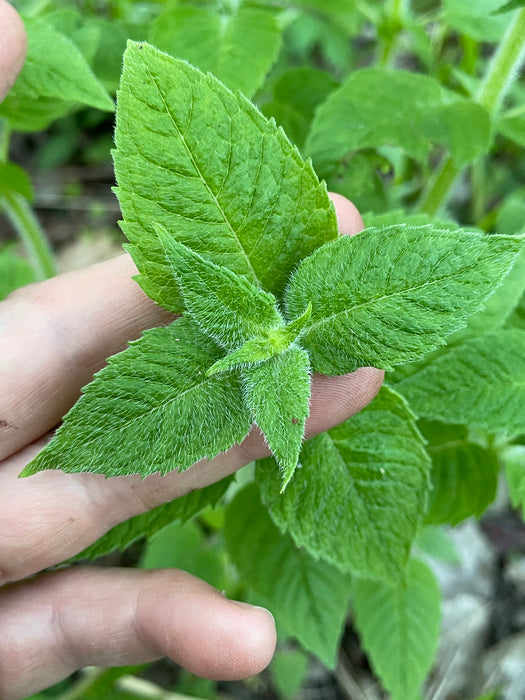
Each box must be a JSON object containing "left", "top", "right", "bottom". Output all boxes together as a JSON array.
[
  {"left": 1, "top": 190, "right": 56, "bottom": 279},
  {"left": 418, "top": 7, "right": 525, "bottom": 217}
]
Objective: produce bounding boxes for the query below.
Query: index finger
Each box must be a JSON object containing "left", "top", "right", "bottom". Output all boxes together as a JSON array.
[{"left": 0, "top": 0, "right": 26, "bottom": 101}]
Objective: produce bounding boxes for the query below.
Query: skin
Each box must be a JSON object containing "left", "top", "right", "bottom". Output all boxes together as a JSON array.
[{"left": 0, "top": 4, "right": 384, "bottom": 698}]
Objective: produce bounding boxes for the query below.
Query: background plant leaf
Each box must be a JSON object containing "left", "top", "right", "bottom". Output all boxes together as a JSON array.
[
  {"left": 257, "top": 387, "right": 431, "bottom": 581},
  {"left": 396, "top": 329, "right": 525, "bottom": 436},
  {"left": 352, "top": 558, "right": 441, "bottom": 700},
  {"left": 224, "top": 483, "right": 351, "bottom": 668}
]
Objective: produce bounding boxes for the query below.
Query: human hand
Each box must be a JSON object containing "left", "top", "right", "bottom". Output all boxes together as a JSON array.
[{"left": 0, "top": 4, "right": 383, "bottom": 698}]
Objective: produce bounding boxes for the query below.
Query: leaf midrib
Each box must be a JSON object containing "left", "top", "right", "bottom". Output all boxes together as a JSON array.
[{"left": 142, "top": 58, "right": 262, "bottom": 289}]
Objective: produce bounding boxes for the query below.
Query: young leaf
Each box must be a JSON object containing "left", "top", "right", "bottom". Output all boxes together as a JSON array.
[
  {"left": 114, "top": 42, "right": 338, "bottom": 312},
  {"left": 420, "top": 420, "right": 499, "bottom": 525},
  {"left": 243, "top": 348, "right": 311, "bottom": 489},
  {"left": 22, "top": 319, "right": 251, "bottom": 478},
  {"left": 504, "top": 446, "right": 525, "bottom": 517},
  {"left": 285, "top": 225, "right": 524, "bottom": 374},
  {"left": 396, "top": 329, "right": 525, "bottom": 436},
  {"left": 72, "top": 477, "right": 233, "bottom": 562},
  {"left": 0, "top": 245, "right": 34, "bottom": 301},
  {"left": 224, "top": 484, "right": 351, "bottom": 668},
  {"left": 158, "top": 227, "right": 283, "bottom": 351},
  {"left": 0, "top": 16, "right": 114, "bottom": 130},
  {"left": 352, "top": 558, "right": 441, "bottom": 700},
  {"left": 149, "top": 5, "right": 282, "bottom": 98},
  {"left": 256, "top": 387, "right": 431, "bottom": 581},
  {"left": 306, "top": 68, "right": 490, "bottom": 175}
]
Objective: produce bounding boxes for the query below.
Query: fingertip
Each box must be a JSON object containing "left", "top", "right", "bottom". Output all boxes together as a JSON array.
[
  {"left": 0, "top": 0, "right": 27, "bottom": 101},
  {"left": 328, "top": 192, "right": 365, "bottom": 237}
]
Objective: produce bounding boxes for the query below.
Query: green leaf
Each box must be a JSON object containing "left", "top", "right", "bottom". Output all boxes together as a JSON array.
[
  {"left": 494, "top": 0, "right": 525, "bottom": 13},
  {"left": 149, "top": 5, "right": 282, "bottom": 98},
  {"left": 269, "top": 648, "right": 309, "bottom": 699},
  {"left": 504, "top": 446, "right": 525, "bottom": 516},
  {"left": 306, "top": 69, "right": 491, "bottom": 175},
  {"left": 140, "top": 519, "right": 228, "bottom": 592},
  {"left": 114, "top": 42, "right": 337, "bottom": 312},
  {"left": 414, "top": 525, "right": 460, "bottom": 564},
  {"left": 352, "top": 558, "right": 441, "bottom": 700},
  {"left": 22, "top": 318, "right": 251, "bottom": 478},
  {"left": 224, "top": 484, "right": 351, "bottom": 667},
  {"left": 396, "top": 329, "right": 525, "bottom": 436},
  {"left": 419, "top": 420, "right": 499, "bottom": 525},
  {"left": 0, "top": 163, "right": 34, "bottom": 201},
  {"left": 158, "top": 228, "right": 283, "bottom": 351},
  {"left": 73, "top": 477, "right": 232, "bottom": 562},
  {"left": 257, "top": 386, "right": 431, "bottom": 581},
  {"left": 285, "top": 226, "right": 523, "bottom": 374},
  {"left": 0, "top": 245, "right": 35, "bottom": 301},
  {"left": 0, "top": 16, "right": 114, "bottom": 129},
  {"left": 243, "top": 348, "right": 311, "bottom": 489},
  {"left": 443, "top": 0, "right": 514, "bottom": 40},
  {"left": 496, "top": 114, "right": 525, "bottom": 149}
]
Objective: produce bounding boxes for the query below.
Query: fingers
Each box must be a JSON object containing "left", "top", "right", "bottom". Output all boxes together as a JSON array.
[
  {"left": 0, "top": 194, "right": 368, "bottom": 463},
  {"left": 0, "top": 566, "right": 276, "bottom": 700},
  {"left": 0, "top": 0, "right": 26, "bottom": 101}
]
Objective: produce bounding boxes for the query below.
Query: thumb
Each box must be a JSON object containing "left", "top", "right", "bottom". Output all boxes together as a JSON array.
[{"left": 0, "top": 0, "right": 27, "bottom": 102}]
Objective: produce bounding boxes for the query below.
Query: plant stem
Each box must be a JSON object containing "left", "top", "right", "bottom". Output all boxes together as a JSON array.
[
  {"left": 1, "top": 190, "right": 56, "bottom": 279},
  {"left": 418, "top": 7, "right": 525, "bottom": 217}
]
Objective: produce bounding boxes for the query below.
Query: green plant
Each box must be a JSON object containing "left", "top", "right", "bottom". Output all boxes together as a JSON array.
[{"left": 4, "top": 1, "right": 525, "bottom": 699}]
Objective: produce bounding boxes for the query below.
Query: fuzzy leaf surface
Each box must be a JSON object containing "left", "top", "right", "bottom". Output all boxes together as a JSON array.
[
  {"left": 285, "top": 226, "right": 524, "bottom": 374},
  {"left": 114, "top": 42, "right": 337, "bottom": 312},
  {"left": 420, "top": 421, "right": 499, "bottom": 525},
  {"left": 353, "top": 559, "right": 441, "bottom": 700},
  {"left": 396, "top": 329, "right": 525, "bottom": 436},
  {"left": 257, "top": 387, "right": 431, "bottom": 581},
  {"left": 243, "top": 348, "right": 311, "bottom": 489},
  {"left": 149, "top": 5, "right": 281, "bottom": 98},
  {"left": 0, "top": 16, "right": 113, "bottom": 129},
  {"left": 159, "top": 230, "right": 283, "bottom": 350},
  {"left": 224, "top": 484, "right": 351, "bottom": 667},
  {"left": 306, "top": 68, "right": 490, "bottom": 174},
  {"left": 22, "top": 319, "right": 251, "bottom": 478},
  {"left": 72, "top": 477, "right": 233, "bottom": 562}
]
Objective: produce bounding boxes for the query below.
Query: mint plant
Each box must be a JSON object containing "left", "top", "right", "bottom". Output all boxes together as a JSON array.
[{"left": 4, "top": 2, "right": 525, "bottom": 698}]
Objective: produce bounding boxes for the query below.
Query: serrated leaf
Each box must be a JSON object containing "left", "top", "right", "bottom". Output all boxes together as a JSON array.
[
  {"left": 353, "top": 558, "right": 441, "bottom": 700},
  {"left": 22, "top": 318, "right": 251, "bottom": 478},
  {"left": 114, "top": 42, "right": 337, "bottom": 312},
  {"left": 149, "top": 5, "right": 281, "bottom": 98},
  {"left": 257, "top": 387, "right": 431, "bottom": 581},
  {"left": 396, "top": 329, "right": 525, "bottom": 436},
  {"left": 159, "top": 228, "right": 283, "bottom": 351},
  {"left": 73, "top": 476, "right": 232, "bottom": 562},
  {"left": 306, "top": 68, "right": 491, "bottom": 174},
  {"left": 420, "top": 420, "right": 499, "bottom": 525},
  {"left": 224, "top": 483, "right": 351, "bottom": 667},
  {"left": 0, "top": 245, "right": 35, "bottom": 301},
  {"left": 0, "top": 16, "right": 114, "bottom": 129},
  {"left": 285, "top": 226, "right": 523, "bottom": 374},
  {"left": 243, "top": 348, "right": 310, "bottom": 489}
]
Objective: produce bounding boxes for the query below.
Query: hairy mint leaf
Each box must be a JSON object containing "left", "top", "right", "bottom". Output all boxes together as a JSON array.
[
  {"left": 224, "top": 484, "right": 351, "bottom": 667},
  {"left": 306, "top": 69, "right": 491, "bottom": 175},
  {"left": 73, "top": 477, "right": 232, "bottom": 562},
  {"left": 285, "top": 225, "right": 524, "bottom": 374},
  {"left": 396, "top": 329, "right": 525, "bottom": 436},
  {"left": 353, "top": 558, "right": 441, "bottom": 700},
  {"left": 257, "top": 387, "right": 431, "bottom": 581},
  {"left": 420, "top": 420, "right": 499, "bottom": 525},
  {"left": 149, "top": 5, "right": 281, "bottom": 98},
  {"left": 114, "top": 42, "right": 337, "bottom": 312},
  {"left": 22, "top": 319, "right": 251, "bottom": 478},
  {"left": 159, "top": 228, "right": 283, "bottom": 350},
  {"left": 244, "top": 348, "right": 311, "bottom": 489},
  {"left": 0, "top": 16, "right": 114, "bottom": 130}
]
